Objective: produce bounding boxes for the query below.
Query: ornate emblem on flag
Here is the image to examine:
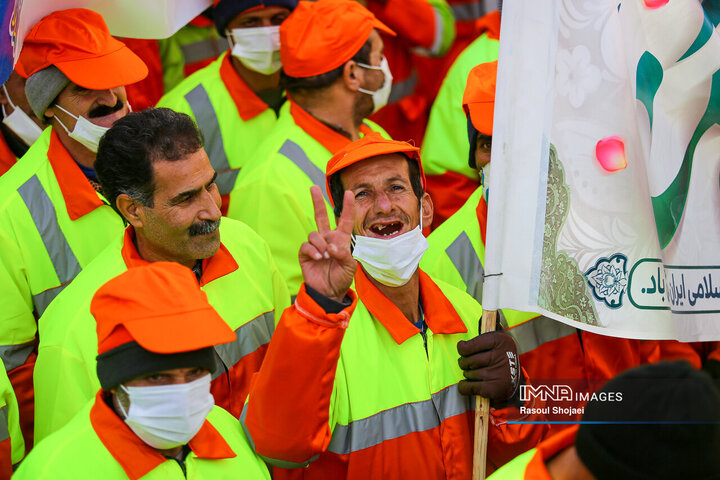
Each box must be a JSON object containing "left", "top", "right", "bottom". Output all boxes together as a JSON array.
[{"left": 585, "top": 254, "right": 628, "bottom": 309}]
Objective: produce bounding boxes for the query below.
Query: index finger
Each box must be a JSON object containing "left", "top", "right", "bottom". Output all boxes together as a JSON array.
[
  {"left": 310, "top": 185, "right": 331, "bottom": 234},
  {"left": 336, "top": 190, "right": 355, "bottom": 235}
]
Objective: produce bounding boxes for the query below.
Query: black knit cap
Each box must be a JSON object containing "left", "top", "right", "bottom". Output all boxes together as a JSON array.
[
  {"left": 97, "top": 340, "right": 218, "bottom": 392},
  {"left": 576, "top": 360, "right": 720, "bottom": 480},
  {"left": 213, "top": 0, "right": 298, "bottom": 34}
]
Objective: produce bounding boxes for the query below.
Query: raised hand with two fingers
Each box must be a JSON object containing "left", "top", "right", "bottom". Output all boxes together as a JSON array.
[{"left": 299, "top": 186, "right": 357, "bottom": 302}]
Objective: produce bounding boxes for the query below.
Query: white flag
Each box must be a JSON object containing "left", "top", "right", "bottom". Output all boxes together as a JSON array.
[{"left": 484, "top": 0, "right": 720, "bottom": 341}]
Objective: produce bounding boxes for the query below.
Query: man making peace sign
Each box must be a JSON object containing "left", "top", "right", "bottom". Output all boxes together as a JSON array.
[{"left": 242, "top": 134, "right": 547, "bottom": 479}]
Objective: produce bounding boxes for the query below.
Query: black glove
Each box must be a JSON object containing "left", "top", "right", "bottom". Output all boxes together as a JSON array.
[{"left": 457, "top": 330, "right": 520, "bottom": 407}]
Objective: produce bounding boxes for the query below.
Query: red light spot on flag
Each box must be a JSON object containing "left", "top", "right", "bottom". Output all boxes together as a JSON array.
[{"left": 595, "top": 136, "right": 627, "bottom": 172}]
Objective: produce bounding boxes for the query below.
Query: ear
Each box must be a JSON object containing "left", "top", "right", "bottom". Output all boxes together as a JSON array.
[
  {"left": 43, "top": 105, "right": 55, "bottom": 119},
  {"left": 116, "top": 194, "right": 146, "bottom": 228},
  {"left": 421, "top": 192, "right": 433, "bottom": 229},
  {"left": 342, "top": 60, "right": 362, "bottom": 92},
  {"left": 0, "top": 87, "right": 8, "bottom": 106}
]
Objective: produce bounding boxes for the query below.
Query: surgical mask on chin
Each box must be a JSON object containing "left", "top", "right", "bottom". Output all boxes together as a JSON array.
[
  {"left": 54, "top": 104, "right": 110, "bottom": 153},
  {"left": 352, "top": 209, "right": 428, "bottom": 287},
  {"left": 357, "top": 56, "right": 393, "bottom": 113},
  {"left": 117, "top": 374, "right": 214, "bottom": 450},
  {"left": 1, "top": 84, "right": 43, "bottom": 146},
  {"left": 228, "top": 26, "right": 282, "bottom": 75}
]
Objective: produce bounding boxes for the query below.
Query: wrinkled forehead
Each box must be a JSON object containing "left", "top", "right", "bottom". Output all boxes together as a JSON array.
[{"left": 338, "top": 152, "right": 411, "bottom": 189}]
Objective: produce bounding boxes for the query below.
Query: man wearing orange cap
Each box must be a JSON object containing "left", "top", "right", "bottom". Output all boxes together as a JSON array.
[
  {"left": 242, "top": 133, "right": 547, "bottom": 479},
  {"left": 0, "top": 70, "right": 44, "bottom": 176},
  {"left": 32, "top": 107, "right": 290, "bottom": 443},
  {"left": 0, "top": 8, "right": 147, "bottom": 450},
  {"left": 227, "top": 0, "right": 393, "bottom": 296},
  {"left": 15, "top": 262, "right": 272, "bottom": 479},
  {"left": 158, "top": 0, "right": 297, "bottom": 215},
  {"left": 420, "top": 61, "right": 701, "bottom": 436}
]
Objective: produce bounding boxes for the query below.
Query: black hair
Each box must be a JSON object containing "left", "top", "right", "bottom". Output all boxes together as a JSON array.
[
  {"left": 329, "top": 154, "right": 424, "bottom": 217},
  {"left": 95, "top": 108, "right": 204, "bottom": 220},
  {"left": 280, "top": 39, "right": 372, "bottom": 97}
]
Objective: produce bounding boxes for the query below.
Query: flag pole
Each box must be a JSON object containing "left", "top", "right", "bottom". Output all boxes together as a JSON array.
[{"left": 472, "top": 309, "right": 497, "bottom": 480}]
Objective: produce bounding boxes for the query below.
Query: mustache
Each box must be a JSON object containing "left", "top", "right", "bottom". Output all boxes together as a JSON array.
[
  {"left": 88, "top": 100, "right": 124, "bottom": 119},
  {"left": 189, "top": 219, "right": 221, "bottom": 236}
]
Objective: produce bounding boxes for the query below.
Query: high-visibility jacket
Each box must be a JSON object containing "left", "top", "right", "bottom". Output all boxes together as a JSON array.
[
  {"left": 0, "top": 128, "right": 124, "bottom": 448},
  {"left": 420, "top": 187, "right": 675, "bottom": 433},
  {"left": 157, "top": 52, "right": 276, "bottom": 214},
  {"left": 14, "top": 394, "right": 271, "bottom": 480},
  {"left": 33, "top": 219, "right": 290, "bottom": 442},
  {"left": 242, "top": 267, "right": 547, "bottom": 479},
  {"left": 227, "top": 100, "right": 389, "bottom": 295},
  {"left": 0, "top": 359, "right": 24, "bottom": 479},
  {"left": 486, "top": 426, "right": 577, "bottom": 479},
  {"left": 158, "top": 18, "right": 229, "bottom": 93},
  {"left": 421, "top": 12, "right": 500, "bottom": 229},
  {"left": 367, "top": 0, "right": 455, "bottom": 144},
  {"left": 0, "top": 133, "right": 17, "bottom": 177}
]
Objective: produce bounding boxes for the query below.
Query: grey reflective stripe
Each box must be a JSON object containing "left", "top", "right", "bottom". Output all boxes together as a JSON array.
[
  {"left": 34, "top": 284, "right": 70, "bottom": 318},
  {"left": 180, "top": 37, "right": 229, "bottom": 65},
  {"left": 328, "top": 383, "right": 469, "bottom": 455},
  {"left": 507, "top": 315, "right": 576, "bottom": 355},
  {"left": 278, "top": 140, "right": 329, "bottom": 202},
  {"left": 0, "top": 342, "right": 34, "bottom": 371},
  {"left": 388, "top": 70, "right": 418, "bottom": 105},
  {"left": 451, "top": 1, "right": 487, "bottom": 21},
  {"left": 0, "top": 406, "right": 8, "bottom": 442},
  {"left": 239, "top": 403, "right": 320, "bottom": 468},
  {"left": 213, "top": 311, "right": 275, "bottom": 379},
  {"left": 184, "top": 85, "right": 239, "bottom": 194},
  {"left": 18, "top": 175, "right": 82, "bottom": 315},
  {"left": 445, "top": 231, "right": 484, "bottom": 302},
  {"left": 429, "top": 7, "right": 445, "bottom": 55}
]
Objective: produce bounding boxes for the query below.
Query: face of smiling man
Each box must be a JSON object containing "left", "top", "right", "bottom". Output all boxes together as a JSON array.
[{"left": 339, "top": 153, "right": 433, "bottom": 239}]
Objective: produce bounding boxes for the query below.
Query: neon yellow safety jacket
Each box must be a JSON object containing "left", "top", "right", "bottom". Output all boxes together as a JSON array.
[
  {"left": 0, "top": 359, "right": 23, "bottom": 475},
  {"left": 15, "top": 398, "right": 271, "bottom": 480},
  {"left": 33, "top": 219, "right": 289, "bottom": 442}
]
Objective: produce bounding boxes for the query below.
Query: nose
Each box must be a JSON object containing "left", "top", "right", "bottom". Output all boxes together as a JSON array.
[
  {"left": 373, "top": 190, "right": 392, "bottom": 214},
  {"left": 198, "top": 184, "right": 222, "bottom": 221},
  {"left": 95, "top": 88, "right": 119, "bottom": 107}
]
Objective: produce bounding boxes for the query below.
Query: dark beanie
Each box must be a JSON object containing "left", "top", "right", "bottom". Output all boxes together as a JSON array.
[
  {"left": 576, "top": 361, "right": 720, "bottom": 480},
  {"left": 213, "top": 0, "right": 298, "bottom": 34},
  {"left": 97, "top": 340, "right": 218, "bottom": 391}
]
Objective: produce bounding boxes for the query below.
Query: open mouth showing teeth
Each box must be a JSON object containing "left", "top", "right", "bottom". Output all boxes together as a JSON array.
[{"left": 370, "top": 222, "right": 403, "bottom": 236}]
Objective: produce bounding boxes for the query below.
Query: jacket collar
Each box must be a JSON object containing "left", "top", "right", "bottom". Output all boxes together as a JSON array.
[
  {"left": 219, "top": 52, "right": 269, "bottom": 121},
  {"left": 48, "top": 129, "right": 105, "bottom": 221},
  {"left": 90, "top": 392, "right": 235, "bottom": 480},
  {"left": 477, "top": 193, "right": 487, "bottom": 245},
  {"left": 289, "top": 100, "right": 374, "bottom": 154},
  {"left": 354, "top": 266, "right": 467, "bottom": 344},
  {"left": 120, "top": 227, "right": 239, "bottom": 286}
]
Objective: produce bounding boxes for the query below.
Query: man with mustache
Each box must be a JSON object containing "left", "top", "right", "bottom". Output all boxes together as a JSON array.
[
  {"left": 32, "top": 107, "right": 290, "bottom": 443},
  {"left": 0, "top": 9, "right": 147, "bottom": 449},
  {"left": 241, "top": 134, "right": 547, "bottom": 479}
]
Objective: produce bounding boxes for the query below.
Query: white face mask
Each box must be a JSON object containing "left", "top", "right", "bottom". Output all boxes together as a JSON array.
[
  {"left": 357, "top": 56, "right": 393, "bottom": 114},
  {"left": 54, "top": 104, "right": 110, "bottom": 153},
  {"left": 118, "top": 374, "right": 214, "bottom": 450},
  {"left": 352, "top": 208, "right": 428, "bottom": 287},
  {"left": 1, "top": 84, "right": 43, "bottom": 147},
  {"left": 228, "top": 26, "right": 282, "bottom": 75}
]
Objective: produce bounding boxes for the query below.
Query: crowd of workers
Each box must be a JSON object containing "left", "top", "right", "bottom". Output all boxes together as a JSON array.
[{"left": 0, "top": 0, "right": 718, "bottom": 478}]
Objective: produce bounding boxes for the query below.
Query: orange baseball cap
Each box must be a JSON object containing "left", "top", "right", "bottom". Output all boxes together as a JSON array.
[
  {"left": 93, "top": 262, "right": 235, "bottom": 357},
  {"left": 463, "top": 60, "right": 497, "bottom": 136},
  {"left": 280, "top": 0, "right": 395, "bottom": 78},
  {"left": 16, "top": 8, "right": 148, "bottom": 89},
  {"left": 325, "top": 133, "right": 425, "bottom": 207}
]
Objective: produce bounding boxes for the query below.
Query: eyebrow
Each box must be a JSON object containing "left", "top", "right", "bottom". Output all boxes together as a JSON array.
[
  {"left": 169, "top": 171, "right": 217, "bottom": 205},
  {"left": 349, "top": 176, "right": 409, "bottom": 191}
]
